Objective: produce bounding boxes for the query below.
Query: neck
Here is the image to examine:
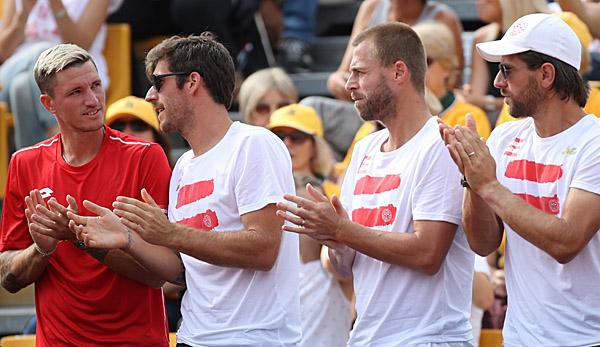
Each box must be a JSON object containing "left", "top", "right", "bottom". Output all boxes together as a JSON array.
[
  {"left": 532, "top": 99, "right": 586, "bottom": 137},
  {"left": 61, "top": 127, "right": 105, "bottom": 166},
  {"left": 382, "top": 92, "right": 431, "bottom": 151},
  {"left": 183, "top": 103, "right": 233, "bottom": 156},
  {"left": 389, "top": 0, "right": 425, "bottom": 24}
]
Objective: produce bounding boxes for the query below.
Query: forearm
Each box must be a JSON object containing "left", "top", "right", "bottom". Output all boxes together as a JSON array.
[
  {"left": 336, "top": 220, "right": 449, "bottom": 275},
  {"left": 126, "top": 231, "right": 185, "bottom": 285},
  {"left": 48, "top": 0, "right": 109, "bottom": 50},
  {"left": 477, "top": 182, "right": 577, "bottom": 263},
  {"left": 170, "top": 224, "right": 280, "bottom": 271},
  {"left": 473, "top": 272, "right": 494, "bottom": 310},
  {"left": 327, "top": 245, "right": 355, "bottom": 278},
  {"left": 463, "top": 189, "right": 503, "bottom": 255},
  {"left": 83, "top": 245, "right": 165, "bottom": 288},
  {"left": 557, "top": 0, "right": 600, "bottom": 38},
  {"left": 0, "top": 16, "right": 27, "bottom": 62},
  {"left": 0, "top": 247, "right": 49, "bottom": 293}
]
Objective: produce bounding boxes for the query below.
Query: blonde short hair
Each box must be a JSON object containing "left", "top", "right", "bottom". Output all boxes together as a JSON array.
[
  {"left": 34, "top": 43, "right": 95, "bottom": 96},
  {"left": 500, "top": 0, "right": 550, "bottom": 32},
  {"left": 238, "top": 67, "right": 298, "bottom": 123},
  {"left": 414, "top": 22, "right": 458, "bottom": 71}
]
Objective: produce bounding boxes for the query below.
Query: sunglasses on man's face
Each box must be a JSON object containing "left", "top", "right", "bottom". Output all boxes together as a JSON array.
[
  {"left": 111, "top": 119, "right": 151, "bottom": 132},
  {"left": 255, "top": 101, "right": 290, "bottom": 115},
  {"left": 151, "top": 72, "right": 188, "bottom": 92},
  {"left": 272, "top": 130, "right": 312, "bottom": 144},
  {"left": 498, "top": 63, "right": 512, "bottom": 80}
]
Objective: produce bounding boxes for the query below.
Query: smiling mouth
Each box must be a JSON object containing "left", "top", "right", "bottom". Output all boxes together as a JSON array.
[{"left": 83, "top": 108, "right": 101, "bottom": 117}]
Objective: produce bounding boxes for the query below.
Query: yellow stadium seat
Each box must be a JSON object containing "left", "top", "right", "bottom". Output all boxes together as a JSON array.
[
  {"left": 0, "top": 102, "right": 14, "bottom": 198},
  {"left": 169, "top": 332, "right": 177, "bottom": 347},
  {"left": 104, "top": 23, "right": 132, "bottom": 106},
  {"left": 0, "top": 335, "right": 36, "bottom": 347},
  {"left": 0, "top": 23, "right": 131, "bottom": 198},
  {"left": 479, "top": 328, "right": 503, "bottom": 347}
]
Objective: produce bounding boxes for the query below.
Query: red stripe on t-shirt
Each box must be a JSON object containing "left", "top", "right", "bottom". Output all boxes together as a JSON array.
[
  {"left": 352, "top": 204, "right": 397, "bottom": 227},
  {"left": 515, "top": 193, "right": 560, "bottom": 215},
  {"left": 354, "top": 175, "right": 401, "bottom": 195},
  {"left": 504, "top": 160, "right": 562, "bottom": 183},
  {"left": 176, "top": 179, "right": 214, "bottom": 208},
  {"left": 177, "top": 209, "right": 219, "bottom": 230}
]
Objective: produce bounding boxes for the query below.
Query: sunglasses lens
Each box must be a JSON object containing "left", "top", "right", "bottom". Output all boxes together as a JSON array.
[
  {"left": 111, "top": 121, "right": 126, "bottom": 132},
  {"left": 274, "top": 131, "right": 311, "bottom": 144},
  {"left": 255, "top": 103, "right": 270, "bottom": 115},
  {"left": 151, "top": 76, "right": 162, "bottom": 92}
]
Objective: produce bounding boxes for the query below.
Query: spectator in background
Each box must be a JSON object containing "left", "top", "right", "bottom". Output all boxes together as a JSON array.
[
  {"left": 0, "top": 0, "right": 123, "bottom": 149},
  {"left": 327, "top": 0, "right": 464, "bottom": 101},
  {"left": 238, "top": 67, "right": 297, "bottom": 127},
  {"left": 464, "top": 0, "right": 550, "bottom": 124},
  {"left": 277, "top": 22, "right": 474, "bottom": 346},
  {"left": 277, "top": 0, "right": 318, "bottom": 73},
  {"left": 0, "top": 43, "right": 170, "bottom": 346},
  {"left": 441, "top": 13, "right": 600, "bottom": 346},
  {"left": 413, "top": 21, "right": 492, "bottom": 139},
  {"left": 267, "top": 104, "right": 352, "bottom": 346}
]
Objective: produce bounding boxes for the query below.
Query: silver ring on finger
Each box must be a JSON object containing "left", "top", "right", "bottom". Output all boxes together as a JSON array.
[{"left": 467, "top": 151, "right": 476, "bottom": 157}]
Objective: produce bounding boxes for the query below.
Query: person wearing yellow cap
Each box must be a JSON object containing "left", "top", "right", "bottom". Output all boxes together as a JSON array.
[
  {"left": 268, "top": 103, "right": 352, "bottom": 347},
  {"left": 106, "top": 95, "right": 172, "bottom": 165}
]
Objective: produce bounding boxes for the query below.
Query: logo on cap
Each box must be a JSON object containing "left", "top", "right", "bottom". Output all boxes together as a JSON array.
[{"left": 509, "top": 21, "right": 528, "bottom": 36}]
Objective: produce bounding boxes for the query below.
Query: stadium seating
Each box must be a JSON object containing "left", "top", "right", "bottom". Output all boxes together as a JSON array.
[{"left": 0, "top": 334, "right": 35, "bottom": 347}]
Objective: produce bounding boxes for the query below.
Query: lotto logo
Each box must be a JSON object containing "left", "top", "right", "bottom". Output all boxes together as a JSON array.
[{"left": 39, "top": 187, "right": 53, "bottom": 199}]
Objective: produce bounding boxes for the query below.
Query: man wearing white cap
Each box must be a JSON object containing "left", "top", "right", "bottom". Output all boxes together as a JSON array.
[{"left": 440, "top": 13, "right": 600, "bottom": 346}]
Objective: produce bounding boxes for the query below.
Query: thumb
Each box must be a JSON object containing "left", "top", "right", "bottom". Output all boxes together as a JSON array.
[
  {"left": 331, "top": 195, "right": 349, "bottom": 219},
  {"left": 82, "top": 200, "right": 112, "bottom": 217},
  {"left": 465, "top": 113, "right": 478, "bottom": 133},
  {"left": 66, "top": 195, "right": 79, "bottom": 213},
  {"left": 141, "top": 188, "right": 159, "bottom": 207}
]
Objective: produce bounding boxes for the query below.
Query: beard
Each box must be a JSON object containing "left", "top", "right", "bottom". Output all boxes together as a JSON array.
[
  {"left": 356, "top": 79, "right": 396, "bottom": 123},
  {"left": 508, "top": 76, "right": 544, "bottom": 118},
  {"left": 158, "top": 98, "right": 191, "bottom": 134}
]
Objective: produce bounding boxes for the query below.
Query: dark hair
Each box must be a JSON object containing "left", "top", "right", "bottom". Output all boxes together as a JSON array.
[
  {"left": 519, "top": 51, "right": 589, "bottom": 107},
  {"left": 145, "top": 33, "right": 236, "bottom": 108},
  {"left": 352, "top": 22, "right": 427, "bottom": 93}
]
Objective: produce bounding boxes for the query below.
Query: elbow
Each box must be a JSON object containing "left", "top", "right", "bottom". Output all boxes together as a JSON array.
[
  {"left": 549, "top": 241, "right": 585, "bottom": 264},
  {"left": 252, "top": 245, "right": 279, "bottom": 272},
  {"left": 1, "top": 275, "right": 26, "bottom": 294},
  {"left": 149, "top": 279, "right": 166, "bottom": 289},
  {"left": 552, "top": 249, "right": 578, "bottom": 265},
  {"left": 418, "top": 256, "right": 444, "bottom": 276}
]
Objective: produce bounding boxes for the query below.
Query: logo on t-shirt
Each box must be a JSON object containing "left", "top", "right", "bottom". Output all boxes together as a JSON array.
[
  {"left": 39, "top": 187, "right": 53, "bottom": 199},
  {"left": 176, "top": 179, "right": 215, "bottom": 208},
  {"left": 504, "top": 137, "right": 524, "bottom": 157},
  {"left": 505, "top": 159, "right": 563, "bottom": 215},
  {"left": 177, "top": 209, "right": 219, "bottom": 230}
]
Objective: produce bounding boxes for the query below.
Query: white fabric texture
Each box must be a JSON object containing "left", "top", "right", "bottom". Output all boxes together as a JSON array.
[
  {"left": 299, "top": 260, "right": 352, "bottom": 347},
  {"left": 471, "top": 255, "right": 491, "bottom": 347},
  {"left": 487, "top": 115, "right": 600, "bottom": 347},
  {"left": 340, "top": 117, "right": 474, "bottom": 346},
  {"left": 170, "top": 122, "right": 301, "bottom": 346}
]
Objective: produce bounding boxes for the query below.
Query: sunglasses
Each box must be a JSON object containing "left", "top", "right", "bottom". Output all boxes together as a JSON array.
[
  {"left": 111, "top": 119, "right": 151, "bottom": 132},
  {"left": 255, "top": 101, "right": 290, "bottom": 115},
  {"left": 498, "top": 63, "right": 512, "bottom": 79},
  {"left": 273, "top": 130, "right": 312, "bottom": 144},
  {"left": 151, "top": 72, "right": 188, "bottom": 92}
]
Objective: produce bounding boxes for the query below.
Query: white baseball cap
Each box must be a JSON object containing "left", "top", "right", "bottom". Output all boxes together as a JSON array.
[{"left": 476, "top": 13, "right": 581, "bottom": 70}]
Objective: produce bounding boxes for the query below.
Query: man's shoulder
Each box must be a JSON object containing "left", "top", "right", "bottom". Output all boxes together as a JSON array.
[{"left": 12, "top": 136, "right": 60, "bottom": 163}]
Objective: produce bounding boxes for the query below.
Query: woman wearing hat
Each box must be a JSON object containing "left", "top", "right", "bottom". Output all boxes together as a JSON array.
[
  {"left": 268, "top": 104, "right": 352, "bottom": 347},
  {"left": 105, "top": 95, "right": 172, "bottom": 165}
]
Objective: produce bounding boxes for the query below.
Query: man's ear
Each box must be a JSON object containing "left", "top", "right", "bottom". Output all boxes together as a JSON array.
[
  {"left": 187, "top": 71, "right": 203, "bottom": 94},
  {"left": 40, "top": 94, "right": 55, "bottom": 114},
  {"left": 540, "top": 62, "right": 556, "bottom": 89}
]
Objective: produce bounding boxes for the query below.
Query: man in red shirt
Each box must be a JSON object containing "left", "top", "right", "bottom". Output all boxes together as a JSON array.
[{"left": 0, "top": 43, "right": 171, "bottom": 346}]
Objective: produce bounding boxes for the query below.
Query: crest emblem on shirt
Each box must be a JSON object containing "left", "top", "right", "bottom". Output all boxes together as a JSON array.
[
  {"left": 39, "top": 187, "right": 53, "bottom": 199},
  {"left": 503, "top": 137, "right": 524, "bottom": 157},
  {"left": 561, "top": 147, "right": 577, "bottom": 155}
]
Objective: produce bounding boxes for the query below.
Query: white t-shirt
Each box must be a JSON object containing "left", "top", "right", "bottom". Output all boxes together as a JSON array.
[
  {"left": 299, "top": 260, "right": 352, "bottom": 347},
  {"left": 14, "top": 0, "right": 123, "bottom": 86},
  {"left": 170, "top": 122, "right": 301, "bottom": 346},
  {"left": 341, "top": 117, "right": 474, "bottom": 346},
  {"left": 471, "top": 255, "right": 491, "bottom": 347},
  {"left": 487, "top": 115, "right": 600, "bottom": 347}
]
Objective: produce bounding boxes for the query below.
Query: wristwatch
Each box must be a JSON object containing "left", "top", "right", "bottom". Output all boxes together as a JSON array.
[
  {"left": 461, "top": 176, "right": 470, "bottom": 189},
  {"left": 74, "top": 240, "right": 87, "bottom": 250}
]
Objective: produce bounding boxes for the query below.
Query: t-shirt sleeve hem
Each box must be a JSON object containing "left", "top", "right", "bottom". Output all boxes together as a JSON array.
[
  {"left": 238, "top": 196, "right": 282, "bottom": 216},
  {"left": 412, "top": 212, "right": 461, "bottom": 226},
  {"left": 570, "top": 181, "right": 600, "bottom": 196}
]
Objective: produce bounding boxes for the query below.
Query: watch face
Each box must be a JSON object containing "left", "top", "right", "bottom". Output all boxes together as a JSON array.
[{"left": 75, "top": 240, "right": 86, "bottom": 249}]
